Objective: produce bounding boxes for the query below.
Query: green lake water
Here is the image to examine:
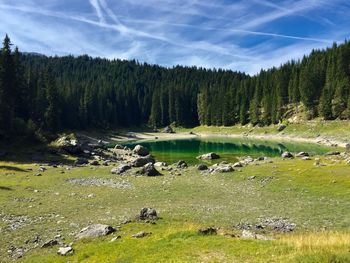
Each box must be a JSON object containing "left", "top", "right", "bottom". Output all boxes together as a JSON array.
[{"left": 121, "top": 137, "right": 340, "bottom": 165}]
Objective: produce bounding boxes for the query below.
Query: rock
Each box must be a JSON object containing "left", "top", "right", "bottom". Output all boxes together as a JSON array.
[
  {"left": 154, "top": 162, "right": 167, "bottom": 167},
  {"left": 56, "top": 136, "right": 82, "bottom": 154},
  {"left": 57, "top": 246, "right": 73, "bottom": 256},
  {"left": 110, "top": 236, "right": 121, "bottom": 242},
  {"left": 241, "top": 156, "right": 254, "bottom": 165},
  {"left": 177, "top": 160, "right": 188, "bottom": 168},
  {"left": 213, "top": 165, "right": 234, "bottom": 173},
  {"left": 132, "top": 231, "right": 151, "bottom": 238},
  {"left": 41, "top": 239, "right": 58, "bottom": 248},
  {"left": 247, "top": 176, "right": 256, "bottom": 180},
  {"left": 346, "top": 143, "right": 350, "bottom": 149},
  {"left": 198, "top": 227, "right": 217, "bottom": 235},
  {"left": 233, "top": 162, "right": 243, "bottom": 168},
  {"left": 296, "top": 152, "right": 309, "bottom": 157},
  {"left": 34, "top": 173, "right": 42, "bottom": 177},
  {"left": 133, "top": 145, "right": 149, "bottom": 156},
  {"left": 281, "top": 152, "right": 294, "bottom": 158},
  {"left": 137, "top": 208, "right": 158, "bottom": 220},
  {"left": 277, "top": 124, "right": 287, "bottom": 132},
  {"left": 197, "top": 152, "right": 220, "bottom": 160},
  {"left": 111, "top": 164, "right": 131, "bottom": 174},
  {"left": 197, "top": 164, "right": 208, "bottom": 171},
  {"left": 138, "top": 163, "right": 161, "bottom": 176},
  {"left": 258, "top": 218, "right": 296, "bottom": 233},
  {"left": 114, "top": 144, "right": 124, "bottom": 149},
  {"left": 132, "top": 155, "right": 155, "bottom": 167},
  {"left": 326, "top": 151, "right": 341, "bottom": 156},
  {"left": 241, "top": 230, "right": 272, "bottom": 240},
  {"left": 75, "top": 224, "right": 116, "bottom": 239},
  {"left": 74, "top": 157, "right": 89, "bottom": 166},
  {"left": 163, "top": 125, "right": 175, "bottom": 133},
  {"left": 90, "top": 160, "right": 99, "bottom": 166},
  {"left": 302, "top": 156, "right": 311, "bottom": 160}
]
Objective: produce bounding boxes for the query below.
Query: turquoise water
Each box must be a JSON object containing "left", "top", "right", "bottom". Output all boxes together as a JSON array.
[{"left": 122, "top": 137, "right": 339, "bottom": 165}]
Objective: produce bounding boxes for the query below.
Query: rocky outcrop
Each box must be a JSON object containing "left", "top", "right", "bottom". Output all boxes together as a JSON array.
[
  {"left": 75, "top": 224, "right": 116, "bottom": 239},
  {"left": 56, "top": 136, "right": 82, "bottom": 154}
]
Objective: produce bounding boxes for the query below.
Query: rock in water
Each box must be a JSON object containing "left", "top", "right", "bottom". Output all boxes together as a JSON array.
[
  {"left": 139, "top": 163, "right": 161, "bottom": 176},
  {"left": 133, "top": 145, "right": 149, "bottom": 156},
  {"left": 197, "top": 164, "right": 208, "bottom": 171},
  {"left": 281, "top": 152, "right": 294, "bottom": 158},
  {"left": 137, "top": 208, "right": 158, "bottom": 220},
  {"left": 57, "top": 246, "right": 73, "bottom": 256},
  {"left": 197, "top": 152, "right": 220, "bottom": 160},
  {"left": 75, "top": 224, "right": 116, "bottom": 239},
  {"left": 111, "top": 164, "right": 131, "bottom": 174},
  {"left": 132, "top": 155, "right": 155, "bottom": 167}
]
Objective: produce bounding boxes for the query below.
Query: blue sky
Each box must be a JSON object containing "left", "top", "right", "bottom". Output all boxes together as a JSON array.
[{"left": 1, "top": 0, "right": 350, "bottom": 74}]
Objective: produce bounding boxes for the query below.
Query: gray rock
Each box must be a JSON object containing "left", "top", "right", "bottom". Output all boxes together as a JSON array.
[
  {"left": 213, "top": 165, "right": 234, "bottom": 173},
  {"left": 132, "top": 231, "right": 151, "bottom": 238},
  {"left": 301, "top": 156, "right": 311, "bottom": 160},
  {"left": 132, "top": 155, "right": 155, "bottom": 167},
  {"left": 197, "top": 152, "right": 220, "bottom": 160},
  {"left": 277, "top": 124, "right": 287, "bottom": 132},
  {"left": 177, "top": 160, "right": 188, "bottom": 168},
  {"left": 281, "top": 152, "right": 294, "bottom": 158},
  {"left": 163, "top": 125, "right": 175, "bottom": 133},
  {"left": 137, "top": 208, "right": 158, "bottom": 220},
  {"left": 41, "top": 239, "right": 58, "bottom": 248},
  {"left": 56, "top": 136, "right": 82, "bottom": 154},
  {"left": 326, "top": 151, "right": 341, "bottom": 156},
  {"left": 133, "top": 145, "right": 149, "bottom": 156},
  {"left": 197, "top": 164, "right": 208, "bottom": 171},
  {"left": 233, "top": 162, "right": 243, "bottom": 168},
  {"left": 346, "top": 143, "right": 350, "bottom": 149},
  {"left": 75, "top": 224, "right": 116, "bottom": 239},
  {"left": 57, "top": 246, "right": 73, "bottom": 256},
  {"left": 114, "top": 144, "right": 124, "bottom": 149},
  {"left": 241, "top": 230, "right": 272, "bottom": 240},
  {"left": 154, "top": 162, "right": 168, "bottom": 167},
  {"left": 111, "top": 164, "right": 131, "bottom": 174},
  {"left": 138, "top": 163, "right": 161, "bottom": 176},
  {"left": 90, "top": 160, "right": 99, "bottom": 166},
  {"left": 296, "top": 152, "right": 309, "bottom": 157},
  {"left": 74, "top": 157, "right": 89, "bottom": 166}
]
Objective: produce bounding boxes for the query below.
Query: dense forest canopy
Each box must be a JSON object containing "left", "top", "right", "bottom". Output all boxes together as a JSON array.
[{"left": 0, "top": 34, "right": 350, "bottom": 139}]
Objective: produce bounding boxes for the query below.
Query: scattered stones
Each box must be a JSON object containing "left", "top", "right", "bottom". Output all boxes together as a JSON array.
[
  {"left": 75, "top": 224, "right": 116, "bottom": 239},
  {"left": 67, "top": 178, "right": 133, "bottom": 189},
  {"left": 197, "top": 164, "right": 208, "bottom": 171},
  {"left": 296, "top": 152, "right": 309, "bottom": 157},
  {"left": 8, "top": 246, "right": 26, "bottom": 259},
  {"left": 177, "top": 160, "right": 188, "bottom": 168},
  {"left": 132, "top": 231, "right": 151, "bottom": 238},
  {"left": 256, "top": 218, "right": 296, "bottom": 233},
  {"left": 137, "top": 208, "right": 158, "bottom": 221},
  {"left": 281, "top": 152, "right": 294, "bottom": 158},
  {"left": 163, "top": 126, "right": 175, "bottom": 133},
  {"left": 57, "top": 246, "right": 73, "bottom": 256},
  {"left": 133, "top": 145, "right": 149, "bottom": 156},
  {"left": 138, "top": 163, "right": 161, "bottom": 176},
  {"left": 197, "top": 152, "right": 220, "bottom": 160},
  {"left": 74, "top": 157, "right": 89, "bottom": 166},
  {"left": 277, "top": 124, "right": 287, "bottom": 132},
  {"left": 198, "top": 227, "right": 217, "bottom": 235},
  {"left": 41, "top": 239, "right": 58, "bottom": 248},
  {"left": 111, "top": 164, "right": 131, "bottom": 175},
  {"left": 132, "top": 155, "right": 155, "bottom": 167}
]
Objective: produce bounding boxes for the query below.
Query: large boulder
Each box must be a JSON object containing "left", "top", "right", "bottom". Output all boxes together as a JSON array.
[
  {"left": 197, "top": 152, "right": 220, "bottom": 160},
  {"left": 213, "top": 165, "right": 234, "bottom": 173},
  {"left": 56, "top": 136, "right": 82, "bottom": 154},
  {"left": 138, "top": 163, "right": 161, "bottom": 176},
  {"left": 197, "top": 164, "right": 208, "bottom": 171},
  {"left": 133, "top": 145, "right": 149, "bottom": 156},
  {"left": 75, "top": 224, "right": 116, "bottom": 239},
  {"left": 137, "top": 208, "right": 158, "bottom": 220},
  {"left": 163, "top": 126, "right": 175, "bottom": 133},
  {"left": 111, "top": 164, "right": 131, "bottom": 174},
  {"left": 132, "top": 155, "right": 155, "bottom": 167}
]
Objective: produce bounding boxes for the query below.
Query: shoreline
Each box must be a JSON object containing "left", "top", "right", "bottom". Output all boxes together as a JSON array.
[{"left": 107, "top": 130, "right": 349, "bottom": 149}]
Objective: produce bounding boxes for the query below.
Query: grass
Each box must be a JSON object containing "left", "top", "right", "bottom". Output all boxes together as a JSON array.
[{"left": 1, "top": 149, "right": 350, "bottom": 262}]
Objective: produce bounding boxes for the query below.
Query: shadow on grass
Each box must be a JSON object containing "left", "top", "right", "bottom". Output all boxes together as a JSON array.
[
  {"left": 0, "top": 166, "right": 28, "bottom": 172},
  {"left": 0, "top": 186, "right": 13, "bottom": 191}
]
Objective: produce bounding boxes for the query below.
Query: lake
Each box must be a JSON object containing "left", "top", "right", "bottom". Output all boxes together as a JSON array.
[{"left": 121, "top": 137, "right": 339, "bottom": 165}]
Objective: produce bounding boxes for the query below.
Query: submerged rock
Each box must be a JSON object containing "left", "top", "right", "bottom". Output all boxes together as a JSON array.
[
  {"left": 197, "top": 152, "right": 220, "bottom": 160},
  {"left": 75, "top": 224, "right": 116, "bottom": 239}
]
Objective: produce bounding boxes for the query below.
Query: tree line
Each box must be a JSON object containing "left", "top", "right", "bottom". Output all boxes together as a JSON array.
[{"left": 0, "top": 34, "right": 350, "bottom": 140}]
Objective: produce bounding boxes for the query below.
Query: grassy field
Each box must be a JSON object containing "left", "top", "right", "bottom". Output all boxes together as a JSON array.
[{"left": 1, "top": 150, "right": 350, "bottom": 262}]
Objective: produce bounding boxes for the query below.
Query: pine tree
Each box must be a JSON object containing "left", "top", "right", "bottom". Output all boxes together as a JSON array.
[{"left": 44, "top": 69, "right": 61, "bottom": 132}]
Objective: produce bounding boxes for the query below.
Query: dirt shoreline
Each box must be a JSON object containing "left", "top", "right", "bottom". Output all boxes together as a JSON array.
[{"left": 109, "top": 131, "right": 349, "bottom": 149}]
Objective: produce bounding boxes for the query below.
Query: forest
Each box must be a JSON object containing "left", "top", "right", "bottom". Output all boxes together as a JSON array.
[{"left": 0, "top": 34, "right": 350, "bottom": 139}]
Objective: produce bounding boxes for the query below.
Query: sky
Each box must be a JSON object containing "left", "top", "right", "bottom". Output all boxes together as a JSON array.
[{"left": 0, "top": 0, "right": 350, "bottom": 75}]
